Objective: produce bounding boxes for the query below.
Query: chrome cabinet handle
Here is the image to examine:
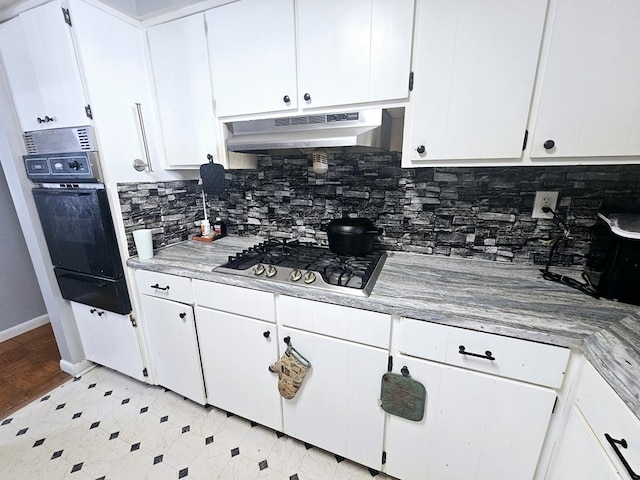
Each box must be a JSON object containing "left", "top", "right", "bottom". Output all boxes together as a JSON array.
[
  {"left": 133, "top": 103, "right": 153, "bottom": 172},
  {"left": 458, "top": 345, "right": 496, "bottom": 361},
  {"left": 605, "top": 433, "right": 640, "bottom": 479}
]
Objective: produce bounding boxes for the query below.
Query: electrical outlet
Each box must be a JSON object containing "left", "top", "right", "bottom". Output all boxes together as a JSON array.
[{"left": 532, "top": 191, "right": 559, "bottom": 219}]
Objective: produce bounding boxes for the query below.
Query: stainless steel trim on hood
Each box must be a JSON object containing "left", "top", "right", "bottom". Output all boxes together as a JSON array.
[{"left": 225, "top": 109, "right": 394, "bottom": 153}]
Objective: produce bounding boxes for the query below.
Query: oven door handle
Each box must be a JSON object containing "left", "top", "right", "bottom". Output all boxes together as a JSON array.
[{"left": 57, "top": 271, "right": 109, "bottom": 287}]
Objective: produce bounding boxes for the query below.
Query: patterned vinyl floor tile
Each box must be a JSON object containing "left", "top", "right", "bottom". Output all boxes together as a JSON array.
[{"left": 0, "top": 365, "right": 398, "bottom": 480}]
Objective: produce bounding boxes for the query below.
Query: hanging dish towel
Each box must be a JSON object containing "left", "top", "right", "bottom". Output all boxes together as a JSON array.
[{"left": 269, "top": 340, "right": 311, "bottom": 399}]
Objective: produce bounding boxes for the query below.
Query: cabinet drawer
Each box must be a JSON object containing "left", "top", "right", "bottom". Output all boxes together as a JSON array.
[
  {"left": 398, "top": 318, "right": 570, "bottom": 388},
  {"left": 279, "top": 295, "right": 391, "bottom": 349},
  {"left": 192, "top": 279, "right": 275, "bottom": 322},
  {"left": 576, "top": 363, "right": 640, "bottom": 477},
  {"left": 135, "top": 270, "right": 193, "bottom": 304}
]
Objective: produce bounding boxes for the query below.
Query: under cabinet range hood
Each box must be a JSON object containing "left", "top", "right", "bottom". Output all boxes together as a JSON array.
[{"left": 225, "top": 109, "right": 395, "bottom": 154}]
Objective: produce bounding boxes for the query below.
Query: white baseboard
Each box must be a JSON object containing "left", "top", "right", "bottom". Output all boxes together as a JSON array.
[
  {"left": 0, "top": 314, "right": 50, "bottom": 343},
  {"left": 60, "top": 358, "right": 95, "bottom": 377}
]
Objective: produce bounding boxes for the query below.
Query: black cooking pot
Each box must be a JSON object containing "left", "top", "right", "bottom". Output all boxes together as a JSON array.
[{"left": 326, "top": 218, "right": 383, "bottom": 256}]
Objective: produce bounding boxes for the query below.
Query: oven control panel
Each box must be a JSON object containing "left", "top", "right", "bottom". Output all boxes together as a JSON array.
[{"left": 24, "top": 151, "right": 103, "bottom": 183}]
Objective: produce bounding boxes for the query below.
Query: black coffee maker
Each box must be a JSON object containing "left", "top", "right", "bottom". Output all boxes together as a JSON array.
[{"left": 595, "top": 213, "right": 640, "bottom": 306}]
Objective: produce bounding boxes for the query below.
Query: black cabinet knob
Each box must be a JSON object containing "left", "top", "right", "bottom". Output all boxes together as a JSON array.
[
  {"left": 543, "top": 140, "right": 555, "bottom": 150},
  {"left": 179, "top": 312, "right": 187, "bottom": 319},
  {"left": 303, "top": 93, "right": 311, "bottom": 101},
  {"left": 416, "top": 145, "right": 426, "bottom": 154},
  {"left": 37, "top": 117, "right": 45, "bottom": 124},
  {"left": 97, "top": 311, "right": 104, "bottom": 316},
  {"left": 263, "top": 331, "right": 271, "bottom": 338},
  {"left": 90, "top": 308, "right": 96, "bottom": 314},
  {"left": 283, "top": 95, "right": 290, "bottom": 103},
  {"left": 44, "top": 115, "right": 54, "bottom": 122}
]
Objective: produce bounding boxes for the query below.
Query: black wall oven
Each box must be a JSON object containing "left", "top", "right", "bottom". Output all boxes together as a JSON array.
[{"left": 24, "top": 127, "right": 131, "bottom": 315}]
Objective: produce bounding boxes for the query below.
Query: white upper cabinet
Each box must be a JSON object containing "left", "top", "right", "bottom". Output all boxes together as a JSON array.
[
  {"left": 205, "top": 0, "right": 298, "bottom": 118},
  {"left": 147, "top": 14, "right": 221, "bottom": 168},
  {"left": 296, "top": 0, "right": 414, "bottom": 109},
  {"left": 0, "top": 1, "right": 89, "bottom": 131},
  {"left": 69, "top": 0, "right": 172, "bottom": 183},
  {"left": 402, "top": 0, "right": 547, "bottom": 165},
  {"left": 531, "top": 0, "right": 640, "bottom": 158},
  {"left": 206, "top": 0, "right": 414, "bottom": 118}
]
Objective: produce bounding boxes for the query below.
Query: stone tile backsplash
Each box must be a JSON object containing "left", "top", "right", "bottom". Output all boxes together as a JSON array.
[{"left": 117, "top": 153, "right": 640, "bottom": 267}]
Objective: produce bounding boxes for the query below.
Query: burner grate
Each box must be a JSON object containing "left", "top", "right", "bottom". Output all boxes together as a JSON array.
[{"left": 217, "top": 240, "right": 386, "bottom": 295}]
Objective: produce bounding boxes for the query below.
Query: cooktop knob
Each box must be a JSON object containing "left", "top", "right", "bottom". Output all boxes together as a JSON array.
[
  {"left": 265, "top": 265, "right": 277, "bottom": 278},
  {"left": 254, "top": 264, "right": 266, "bottom": 275},
  {"left": 290, "top": 269, "right": 302, "bottom": 281},
  {"left": 303, "top": 271, "right": 316, "bottom": 284}
]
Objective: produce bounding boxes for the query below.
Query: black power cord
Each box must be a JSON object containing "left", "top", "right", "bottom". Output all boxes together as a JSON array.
[{"left": 539, "top": 207, "right": 599, "bottom": 298}]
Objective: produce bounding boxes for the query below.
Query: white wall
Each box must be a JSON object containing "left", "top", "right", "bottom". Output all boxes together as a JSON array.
[{"left": 0, "top": 160, "right": 46, "bottom": 333}]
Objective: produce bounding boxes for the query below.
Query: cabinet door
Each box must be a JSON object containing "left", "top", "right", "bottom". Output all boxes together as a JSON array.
[
  {"left": 205, "top": 0, "right": 297, "bottom": 117},
  {"left": 68, "top": 0, "right": 163, "bottom": 183},
  {"left": 403, "top": 0, "right": 547, "bottom": 163},
  {"left": 280, "top": 327, "right": 387, "bottom": 470},
  {"left": 531, "top": 0, "right": 640, "bottom": 158},
  {"left": 147, "top": 14, "right": 220, "bottom": 168},
  {"left": 0, "top": 17, "right": 44, "bottom": 131},
  {"left": 384, "top": 355, "right": 556, "bottom": 480},
  {"left": 297, "top": 0, "right": 414, "bottom": 109},
  {"left": 195, "top": 306, "right": 282, "bottom": 431},
  {"left": 71, "top": 302, "right": 145, "bottom": 382},
  {"left": 547, "top": 407, "right": 622, "bottom": 480},
  {"left": 0, "top": 1, "right": 88, "bottom": 131},
  {"left": 575, "top": 363, "right": 640, "bottom": 479},
  {"left": 140, "top": 295, "right": 206, "bottom": 405}
]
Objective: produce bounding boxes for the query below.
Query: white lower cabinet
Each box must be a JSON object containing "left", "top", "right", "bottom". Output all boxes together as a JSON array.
[
  {"left": 279, "top": 326, "right": 388, "bottom": 470},
  {"left": 547, "top": 407, "right": 622, "bottom": 480},
  {"left": 71, "top": 302, "right": 145, "bottom": 381},
  {"left": 546, "top": 362, "right": 640, "bottom": 480},
  {"left": 277, "top": 295, "right": 391, "bottom": 471},
  {"left": 195, "top": 306, "right": 282, "bottom": 431},
  {"left": 383, "top": 354, "right": 557, "bottom": 480},
  {"left": 139, "top": 294, "right": 206, "bottom": 404}
]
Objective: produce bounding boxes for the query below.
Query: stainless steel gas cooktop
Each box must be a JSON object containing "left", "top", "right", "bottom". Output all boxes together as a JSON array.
[{"left": 214, "top": 239, "right": 387, "bottom": 297}]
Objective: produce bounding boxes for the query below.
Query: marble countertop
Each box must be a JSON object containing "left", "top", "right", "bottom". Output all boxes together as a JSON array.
[{"left": 128, "top": 236, "right": 640, "bottom": 417}]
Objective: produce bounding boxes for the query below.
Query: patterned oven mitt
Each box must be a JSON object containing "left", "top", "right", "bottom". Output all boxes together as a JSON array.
[{"left": 269, "top": 341, "right": 311, "bottom": 399}]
